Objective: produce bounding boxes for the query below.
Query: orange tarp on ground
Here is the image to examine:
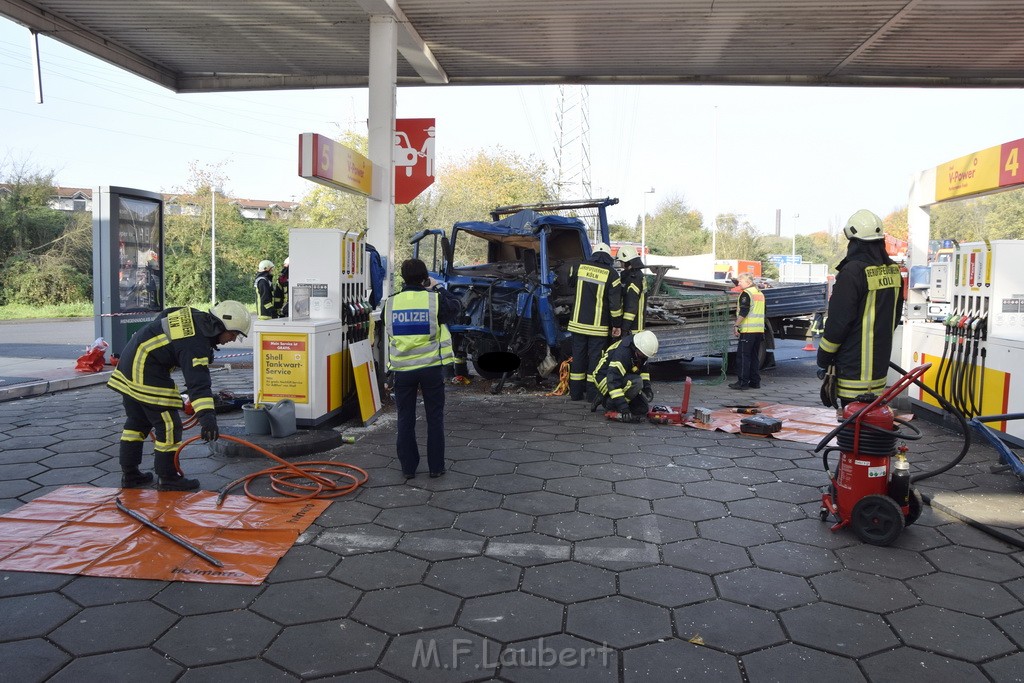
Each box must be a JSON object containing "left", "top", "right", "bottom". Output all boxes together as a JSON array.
[
  {"left": 683, "top": 402, "right": 912, "bottom": 447},
  {"left": 0, "top": 486, "right": 328, "bottom": 585}
]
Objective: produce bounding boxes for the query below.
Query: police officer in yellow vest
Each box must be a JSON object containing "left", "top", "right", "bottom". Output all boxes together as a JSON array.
[
  {"left": 729, "top": 273, "right": 765, "bottom": 390},
  {"left": 817, "top": 209, "right": 904, "bottom": 406},
  {"left": 568, "top": 242, "right": 623, "bottom": 402},
  {"left": 384, "top": 259, "right": 460, "bottom": 479}
]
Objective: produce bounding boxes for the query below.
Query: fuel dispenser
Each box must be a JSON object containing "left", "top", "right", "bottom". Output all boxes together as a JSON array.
[
  {"left": 251, "top": 229, "right": 370, "bottom": 426},
  {"left": 91, "top": 186, "right": 165, "bottom": 357},
  {"left": 905, "top": 239, "right": 1024, "bottom": 442}
]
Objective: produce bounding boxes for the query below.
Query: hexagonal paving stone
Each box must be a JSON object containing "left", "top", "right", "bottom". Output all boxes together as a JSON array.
[
  {"left": 59, "top": 577, "right": 166, "bottom": 606},
  {"left": 0, "top": 639, "right": 71, "bottom": 682},
  {"left": 924, "top": 545, "right": 1024, "bottom": 582},
  {"left": 616, "top": 514, "right": 696, "bottom": 544},
  {"left": 379, "top": 626, "right": 499, "bottom": 682},
  {"left": 265, "top": 544, "right": 343, "bottom": 583},
  {"left": 398, "top": 528, "right": 485, "bottom": 561},
  {"left": 544, "top": 476, "right": 613, "bottom": 497},
  {"left": 425, "top": 556, "right": 521, "bottom": 597},
  {"left": 996, "top": 609, "right": 1024, "bottom": 649},
  {"left": 48, "top": 648, "right": 183, "bottom": 683},
  {"left": 500, "top": 633, "right": 618, "bottom": 683},
  {"left": 487, "top": 532, "right": 571, "bottom": 566},
  {"left": 698, "top": 516, "right": 780, "bottom": 546},
  {"left": 566, "top": 596, "right": 671, "bottom": 649},
  {"left": 251, "top": 577, "right": 360, "bottom": 625},
  {"left": 314, "top": 524, "right": 402, "bottom": 556},
  {"left": 355, "top": 485, "right": 432, "bottom": 509},
  {"left": 502, "top": 491, "right": 576, "bottom": 516},
  {"left": 984, "top": 651, "right": 1024, "bottom": 682},
  {"left": 455, "top": 508, "right": 535, "bottom": 536},
  {"left": 662, "top": 538, "right": 752, "bottom": 574},
  {"left": 536, "top": 511, "right": 615, "bottom": 541},
  {"left": 459, "top": 592, "right": 563, "bottom": 642},
  {"left": 264, "top": 619, "right": 388, "bottom": 678},
  {"left": 152, "top": 581, "right": 261, "bottom": 615},
  {"left": 580, "top": 463, "right": 645, "bottom": 481},
  {"left": 614, "top": 479, "right": 684, "bottom": 500},
  {"left": 453, "top": 458, "right": 516, "bottom": 476},
  {"left": 888, "top": 605, "right": 1016, "bottom": 662},
  {"left": 863, "top": 647, "right": 990, "bottom": 683},
  {"left": 777, "top": 517, "right": 859, "bottom": 550},
  {"left": 573, "top": 537, "right": 659, "bottom": 570},
  {"left": 475, "top": 473, "right": 545, "bottom": 494},
  {"left": 716, "top": 568, "right": 816, "bottom": 610},
  {"left": 810, "top": 570, "right": 919, "bottom": 613},
  {"left": 652, "top": 495, "right": 728, "bottom": 521},
  {"left": 156, "top": 611, "right": 280, "bottom": 667},
  {"left": 491, "top": 448, "right": 553, "bottom": 464},
  {"left": 374, "top": 505, "right": 458, "bottom": 532},
  {"left": 622, "top": 638, "right": 742, "bottom": 681},
  {"left": 351, "top": 584, "right": 460, "bottom": 634},
  {"left": 0, "top": 462, "right": 46, "bottom": 480},
  {"left": 619, "top": 565, "right": 715, "bottom": 607},
  {"left": 521, "top": 561, "right": 616, "bottom": 603},
  {"left": 782, "top": 602, "right": 900, "bottom": 657},
  {"left": 49, "top": 602, "right": 178, "bottom": 655},
  {"left": 431, "top": 488, "right": 503, "bottom": 512},
  {"left": 742, "top": 643, "right": 866, "bottom": 682},
  {"left": 673, "top": 599, "right": 786, "bottom": 655},
  {"left": 836, "top": 544, "right": 935, "bottom": 580},
  {"left": 0, "top": 592, "right": 80, "bottom": 640},
  {"left": 727, "top": 497, "right": 805, "bottom": 524},
  {"left": 176, "top": 659, "right": 298, "bottom": 682},
  {"left": 331, "top": 550, "right": 429, "bottom": 590},
  {"left": 750, "top": 541, "right": 842, "bottom": 576},
  {"left": 577, "top": 493, "right": 651, "bottom": 519},
  {"left": 908, "top": 572, "right": 1021, "bottom": 617},
  {"left": 514, "top": 461, "right": 580, "bottom": 479}
]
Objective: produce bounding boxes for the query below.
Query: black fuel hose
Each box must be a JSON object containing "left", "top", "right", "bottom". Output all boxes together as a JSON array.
[{"left": 889, "top": 361, "right": 1024, "bottom": 550}]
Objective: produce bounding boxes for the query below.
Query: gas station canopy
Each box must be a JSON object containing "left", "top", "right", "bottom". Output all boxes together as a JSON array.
[{"left": 2, "top": 0, "right": 1024, "bottom": 93}]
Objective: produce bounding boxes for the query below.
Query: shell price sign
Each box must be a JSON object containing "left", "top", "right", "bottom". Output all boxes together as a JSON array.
[
  {"left": 298, "top": 133, "right": 373, "bottom": 197},
  {"left": 936, "top": 137, "right": 1024, "bottom": 201}
]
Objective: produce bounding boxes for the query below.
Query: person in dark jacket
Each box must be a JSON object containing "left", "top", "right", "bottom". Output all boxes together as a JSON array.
[
  {"left": 567, "top": 242, "right": 623, "bottom": 402},
  {"left": 272, "top": 256, "right": 289, "bottom": 318},
  {"left": 384, "top": 259, "right": 461, "bottom": 479},
  {"left": 254, "top": 259, "right": 276, "bottom": 319},
  {"left": 817, "top": 209, "right": 905, "bottom": 406},
  {"left": 616, "top": 245, "right": 648, "bottom": 336},
  {"left": 107, "top": 301, "right": 252, "bottom": 490},
  {"left": 592, "top": 330, "right": 659, "bottom": 422}
]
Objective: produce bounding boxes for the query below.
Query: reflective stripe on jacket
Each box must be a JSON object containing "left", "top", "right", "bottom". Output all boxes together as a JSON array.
[
  {"left": 385, "top": 290, "right": 451, "bottom": 371},
  {"left": 568, "top": 260, "right": 623, "bottom": 336},
  {"left": 621, "top": 269, "right": 647, "bottom": 334},
  {"left": 737, "top": 286, "right": 765, "bottom": 333}
]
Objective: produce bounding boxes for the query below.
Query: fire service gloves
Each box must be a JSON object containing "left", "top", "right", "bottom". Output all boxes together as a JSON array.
[{"left": 197, "top": 410, "right": 220, "bottom": 442}]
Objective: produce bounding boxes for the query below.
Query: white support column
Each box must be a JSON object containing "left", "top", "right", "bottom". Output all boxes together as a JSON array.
[{"left": 367, "top": 15, "right": 398, "bottom": 300}]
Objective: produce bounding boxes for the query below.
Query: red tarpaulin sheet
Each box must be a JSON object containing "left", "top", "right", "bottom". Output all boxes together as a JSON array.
[
  {"left": 0, "top": 486, "right": 328, "bottom": 585},
  {"left": 682, "top": 402, "right": 912, "bottom": 446}
]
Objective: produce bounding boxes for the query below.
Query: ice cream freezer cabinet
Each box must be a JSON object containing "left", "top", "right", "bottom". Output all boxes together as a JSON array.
[{"left": 251, "top": 318, "right": 352, "bottom": 426}]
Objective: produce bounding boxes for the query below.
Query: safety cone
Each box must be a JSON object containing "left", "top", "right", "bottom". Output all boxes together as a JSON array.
[{"left": 802, "top": 339, "right": 816, "bottom": 351}]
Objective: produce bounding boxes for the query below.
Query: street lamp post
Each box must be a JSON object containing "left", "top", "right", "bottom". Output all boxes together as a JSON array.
[
  {"left": 791, "top": 213, "right": 800, "bottom": 261},
  {"left": 211, "top": 187, "right": 217, "bottom": 306},
  {"left": 641, "top": 187, "right": 655, "bottom": 260}
]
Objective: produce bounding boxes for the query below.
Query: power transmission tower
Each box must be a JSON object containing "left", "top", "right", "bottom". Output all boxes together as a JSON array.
[{"left": 553, "top": 85, "right": 594, "bottom": 236}]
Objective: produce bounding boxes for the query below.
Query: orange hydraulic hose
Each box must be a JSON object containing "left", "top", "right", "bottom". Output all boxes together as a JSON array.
[{"left": 173, "top": 434, "right": 369, "bottom": 507}]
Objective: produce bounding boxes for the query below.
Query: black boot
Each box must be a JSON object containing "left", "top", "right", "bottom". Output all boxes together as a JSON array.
[
  {"left": 121, "top": 469, "right": 154, "bottom": 488},
  {"left": 157, "top": 474, "right": 200, "bottom": 491}
]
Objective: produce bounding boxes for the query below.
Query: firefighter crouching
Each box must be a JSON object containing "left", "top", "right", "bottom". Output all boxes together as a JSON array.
[
  {"left": 592, "top": 330, "right": 659, "bottom": 422},
  {"left": 568, "top": 242, "right": 623, "bottom": 402},
  {"left": 107, "top": 301, "right": 252, "bottom": 490}
]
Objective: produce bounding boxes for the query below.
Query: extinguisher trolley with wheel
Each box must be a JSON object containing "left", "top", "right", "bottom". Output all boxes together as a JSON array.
[{"left": 815, "top": 363, "right": 929, "bottom": 546}]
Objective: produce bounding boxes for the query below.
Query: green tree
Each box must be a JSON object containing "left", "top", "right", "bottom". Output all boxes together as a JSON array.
[
  {"left": 644, "top": 195, "right": 706, "bottom": 255},
  {"left": 715, "top": 213, "right": 766, "bottom": 261},
  {"left": 883, "top": 206, "right": 908, "bottom": 242}
]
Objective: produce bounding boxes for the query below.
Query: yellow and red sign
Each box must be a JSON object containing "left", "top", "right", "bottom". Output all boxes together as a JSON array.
[
  {"left": 936, "top": 137, "right": 1024, "bottom": 201},
  {"left": 298, "top": 133, "right": 373, "bottom": 196},
  {"left": 259, "top": 333, "right": 309, "bottom": 403}
]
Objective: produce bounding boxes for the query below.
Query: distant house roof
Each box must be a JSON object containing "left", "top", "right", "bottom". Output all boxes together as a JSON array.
[{"left": 1, "top": 185, "right": 298, "bottom": 211}]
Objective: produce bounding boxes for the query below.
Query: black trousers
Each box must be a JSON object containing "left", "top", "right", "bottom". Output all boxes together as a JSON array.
[
  {"left": 394, "top": 365, "right": 446, "bottom": 475},
  {"left": 119, "top": 394, "right": 183, "bottom": 477},
  {"left": 570, "top": 332, "right": 607, "bottom": 401},
  {"left": 736, "top": 332, "right": 763, "bottom": 387}
]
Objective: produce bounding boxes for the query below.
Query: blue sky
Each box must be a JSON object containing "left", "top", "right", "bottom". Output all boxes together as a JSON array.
[{"left": 3, "top": 15, "right": 1024, "bottom": 238}]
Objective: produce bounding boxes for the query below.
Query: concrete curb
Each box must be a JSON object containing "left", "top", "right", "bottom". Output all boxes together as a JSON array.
[{"left": 0, "top": 370, "right": 113, "bottom": 403}]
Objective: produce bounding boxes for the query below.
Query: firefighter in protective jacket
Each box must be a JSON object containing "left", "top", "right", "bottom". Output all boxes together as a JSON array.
[
  {"left": 592, "top": 330, "right": 659, "bottom": 422},
  {"left": 107, "top": 301, "right": 251, "bottom": 490},
  {"left": 616, "top": 244, "right": 648, "bottom": 335},
  {"left": 255, "top": 259, "right": 276, "bottom": 319},
  {"left": 567, "top": 243, "right": 623, "bottom": 402},
  {"left": 817, "top": 209, "right": 904, "bottom": 405}
]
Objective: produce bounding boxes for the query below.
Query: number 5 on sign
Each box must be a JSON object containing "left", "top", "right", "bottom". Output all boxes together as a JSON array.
[{"left": 999, "top": 138, "right": 1024, "bottom": 189}]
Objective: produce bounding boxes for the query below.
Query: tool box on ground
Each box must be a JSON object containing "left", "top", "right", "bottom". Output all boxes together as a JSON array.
[{"left": 739, "top": 415, "right": 783, "bottom": 435}]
